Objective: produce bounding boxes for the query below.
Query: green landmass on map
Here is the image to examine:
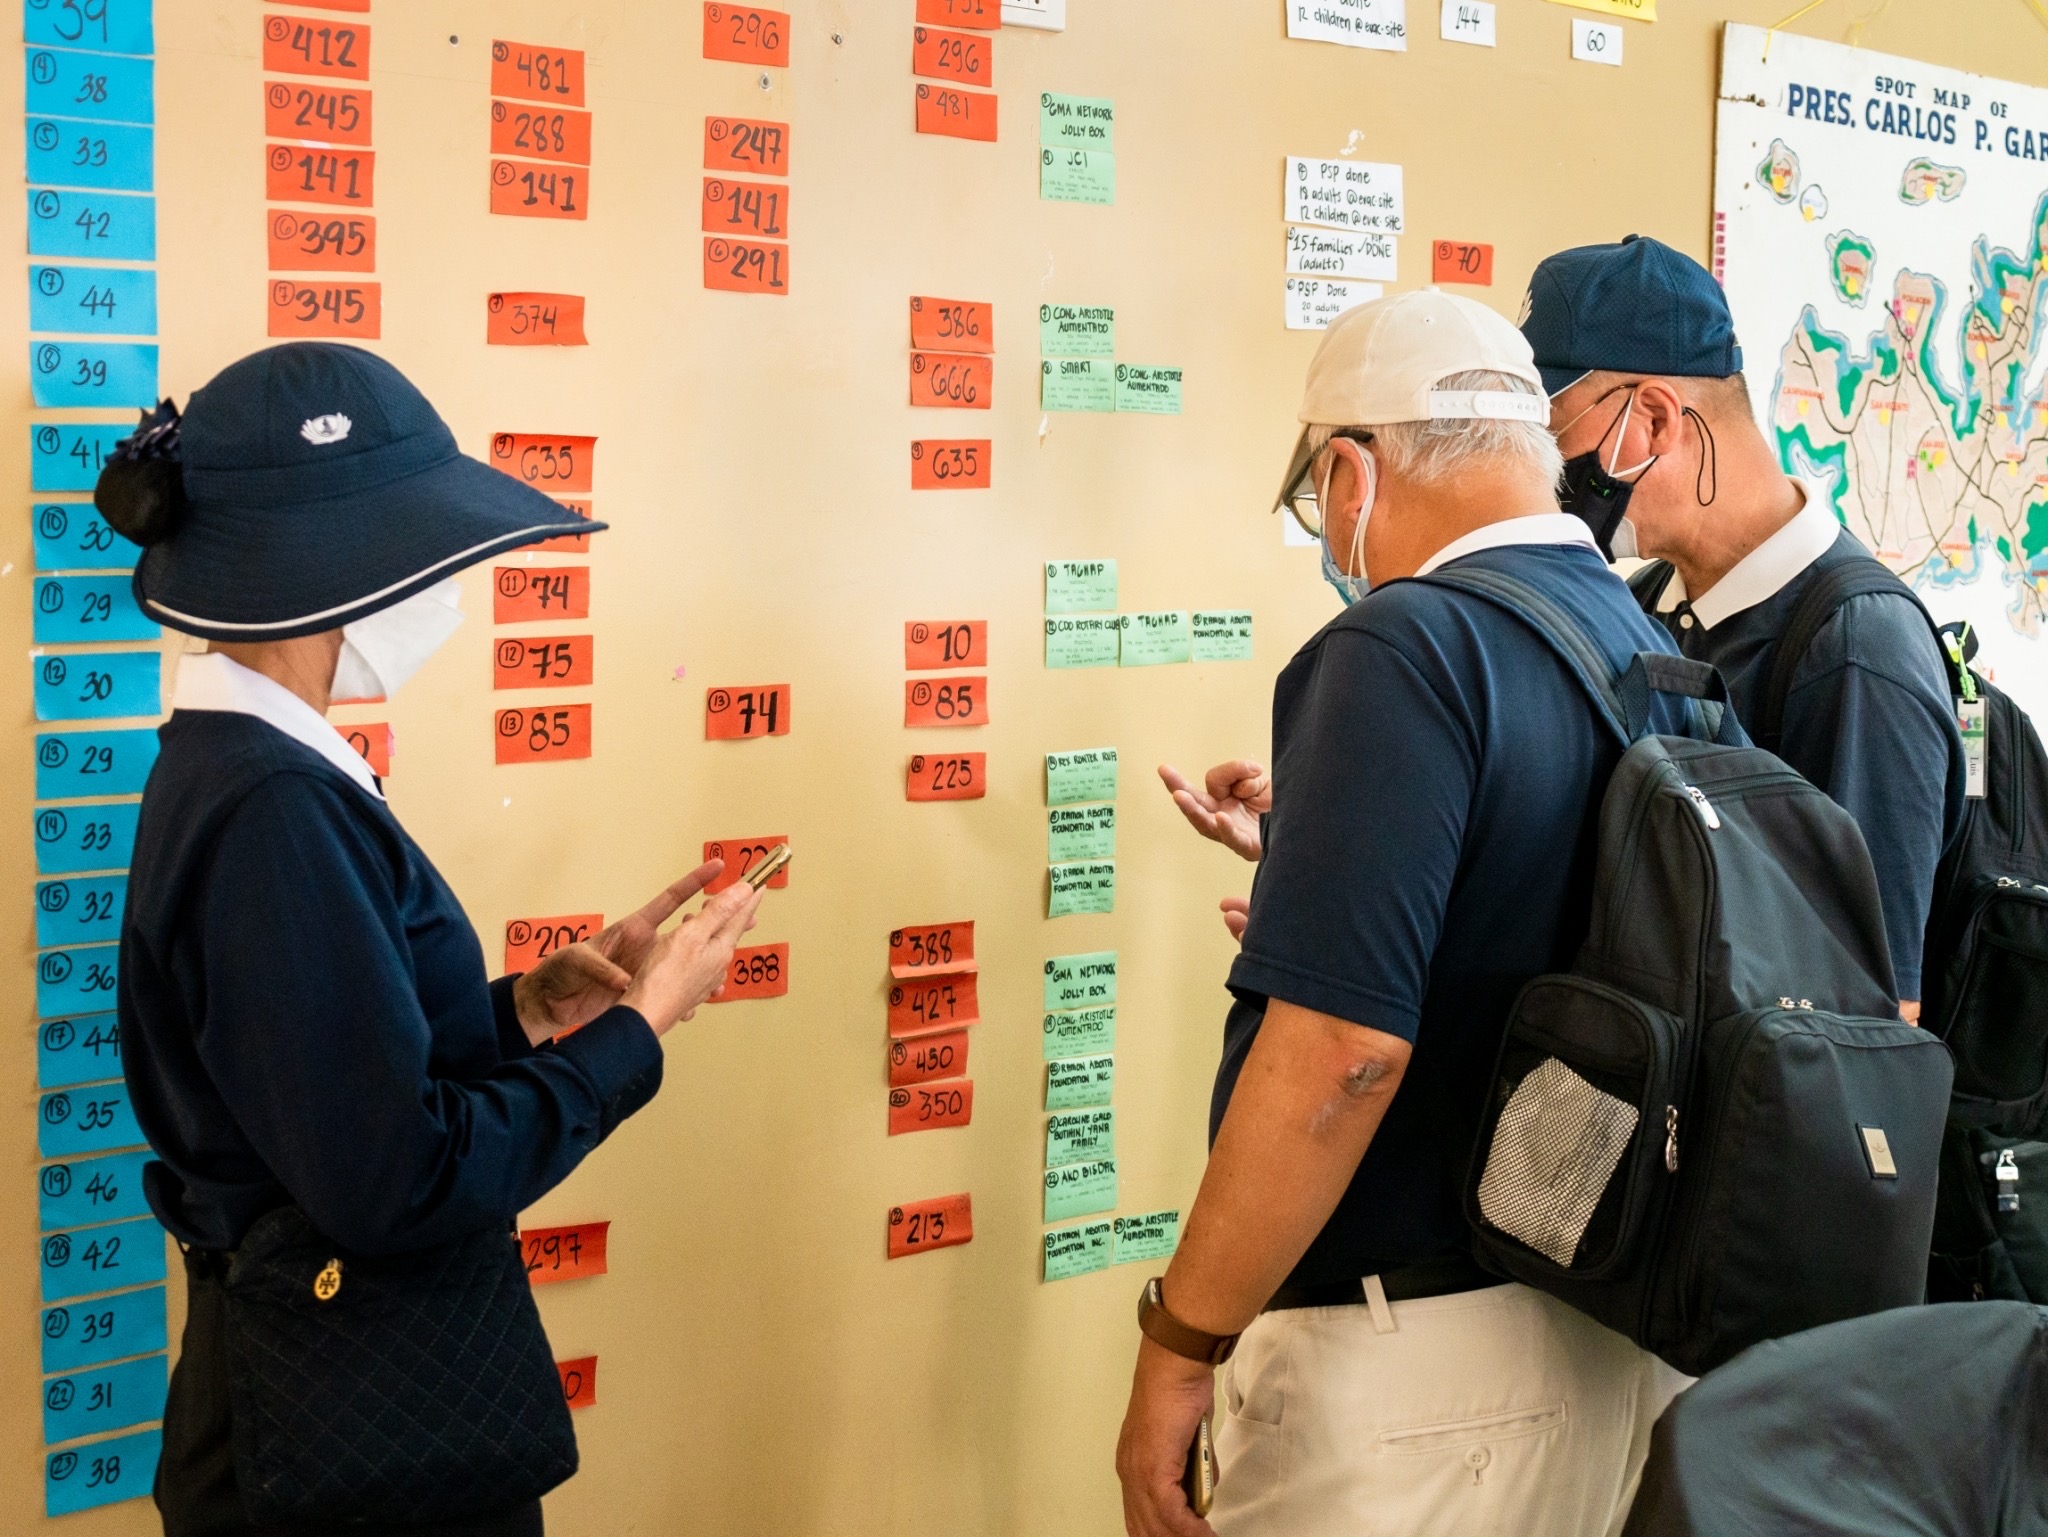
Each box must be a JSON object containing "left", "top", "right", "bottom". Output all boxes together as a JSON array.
[
  {"left": 1827, "top": 231, "right": 1876, "bottom": 306},
  {"left": 1900, "top": 157, "right": 1967, "bottom": 206}
]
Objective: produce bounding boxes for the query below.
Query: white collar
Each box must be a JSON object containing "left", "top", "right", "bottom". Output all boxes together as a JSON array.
[
  {"left": 1686, "top": 480, "right": 1837, "bottom": 630},
  {"left": 1414, "top": 513, "right": 1601, "bottom": 578},
  {"left": 172, "top": 652, "right": 385, "bottom": 801}
]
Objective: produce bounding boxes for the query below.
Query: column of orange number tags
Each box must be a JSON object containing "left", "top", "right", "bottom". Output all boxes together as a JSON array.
[
  {"left": 518, "top": 1218, "right": 609, "bottom": 1411},
  {"left": 912, "top": 0, "right": 998, "bottom": 144},
  {"left": 885, "top": 921, "right": 978, "bottom": 1261},
  {"left": 702, "top": 4, "right": 789, "bottom": 295},
  {"left": 700, "top": 683, "right": 792, "bottom": 1002}
]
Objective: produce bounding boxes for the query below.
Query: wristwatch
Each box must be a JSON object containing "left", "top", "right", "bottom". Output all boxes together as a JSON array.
[{"left": 1137, "top": 1277, "right": 1238, "bottom": 1365}]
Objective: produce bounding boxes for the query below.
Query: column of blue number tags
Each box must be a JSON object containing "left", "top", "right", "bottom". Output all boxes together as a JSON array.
[{"left": 25, "top": 0, "right": 172, "bottom": 1517}]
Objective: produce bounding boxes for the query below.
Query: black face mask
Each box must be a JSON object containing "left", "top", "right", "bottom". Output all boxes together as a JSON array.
[{"left": 1558, "top": 448, "right": 1636, "bottom": 562}]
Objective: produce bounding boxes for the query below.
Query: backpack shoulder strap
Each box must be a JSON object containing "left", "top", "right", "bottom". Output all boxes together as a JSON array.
[
  {"left": 1626, "top": 559, "right": 1678, "bottom": 615},
  {"left": 1757, "top": 557, "right": 1947, "bottom": 750}
]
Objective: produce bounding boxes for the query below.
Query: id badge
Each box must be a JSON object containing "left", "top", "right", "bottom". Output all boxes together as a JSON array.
[{"left": 1959, "top": 699, "right": 1988, "bottom": 799}]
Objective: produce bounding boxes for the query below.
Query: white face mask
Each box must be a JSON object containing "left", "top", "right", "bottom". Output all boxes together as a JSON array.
[{"left": 330, "top": 578, "right": 466, "bottom": 703}]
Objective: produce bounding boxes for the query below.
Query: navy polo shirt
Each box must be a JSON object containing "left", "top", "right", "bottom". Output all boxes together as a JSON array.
[
  {"left": 119, "top": 710, "right": 664, "bottom": 1255},
  {"left": 1666, "top": 527, "right": 1966, "bottom": 1000},
  {"left": 1220, "top": 542, "right": 1694, "bottom": 1289}
]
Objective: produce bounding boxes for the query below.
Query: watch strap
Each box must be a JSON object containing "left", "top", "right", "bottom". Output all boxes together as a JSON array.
[{"left": 1137, "top": 1277, "right": 1238, "bottom": 1366}]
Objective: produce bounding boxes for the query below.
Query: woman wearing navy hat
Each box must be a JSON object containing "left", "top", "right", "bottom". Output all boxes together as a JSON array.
[{"left": 99, "top": 343, "right": 762, "bottom": 1537}]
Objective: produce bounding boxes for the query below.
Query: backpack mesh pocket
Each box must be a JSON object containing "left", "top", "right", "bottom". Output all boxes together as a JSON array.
[{"left": 1476, "top": 1057, "right": 1640, "bottom": 1268}]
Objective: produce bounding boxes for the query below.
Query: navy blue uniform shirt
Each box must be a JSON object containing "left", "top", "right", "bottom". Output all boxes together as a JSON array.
[
  {"left": 119, "top": 707, "right": 663, "bottom": 1254},
  {"left": 1220, "top": 542, "right": 1694, "bottom": 1290}
]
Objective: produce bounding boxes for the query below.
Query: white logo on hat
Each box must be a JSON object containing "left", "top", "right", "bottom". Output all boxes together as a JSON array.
[
  {"left": 1515, "top": 290, "right": 1534, "bottom": 326},
  {"left": 300, "top": 413, "right": 353, "bottom": 446}
]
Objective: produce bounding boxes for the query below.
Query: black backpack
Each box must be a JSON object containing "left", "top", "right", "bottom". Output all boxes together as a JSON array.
[{"left": 1426, "top": 566, "right": 1953, "bottom": 1377}]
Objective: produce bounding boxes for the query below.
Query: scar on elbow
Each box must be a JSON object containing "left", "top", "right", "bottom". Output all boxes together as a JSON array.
[{"left": 1340, "top": 1058, "right": 1394, "bottom": 1098}]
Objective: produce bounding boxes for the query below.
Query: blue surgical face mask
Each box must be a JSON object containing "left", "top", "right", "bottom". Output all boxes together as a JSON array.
[{"left": 1318, "top": 446, "right": 1375, "bottom": 607}]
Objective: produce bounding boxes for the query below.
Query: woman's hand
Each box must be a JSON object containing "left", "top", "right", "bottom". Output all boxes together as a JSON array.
[
  {"left": 620, "top": 883, "right": 764, "bottom": 1036},
  {"left": 1159, "top": 761, "right": 1270, "bottom": 863}
]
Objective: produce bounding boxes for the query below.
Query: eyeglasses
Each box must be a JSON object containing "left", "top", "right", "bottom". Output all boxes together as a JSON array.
[{"left": 1277, "top": 429, "right": 1374, "bottom": 540}]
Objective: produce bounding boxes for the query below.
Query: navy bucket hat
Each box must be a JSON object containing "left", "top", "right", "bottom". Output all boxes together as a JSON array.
[
  {"left": 96, "top": 343, "right": 602, "bottom": 641},
  {"left": 1520, "top": 234, "right": 1743, "bottom": 398}
]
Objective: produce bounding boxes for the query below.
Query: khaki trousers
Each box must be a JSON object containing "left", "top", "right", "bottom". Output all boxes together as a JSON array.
[{"left": 1212, "top": 1282, "right": 1688, "bottom": 1537}]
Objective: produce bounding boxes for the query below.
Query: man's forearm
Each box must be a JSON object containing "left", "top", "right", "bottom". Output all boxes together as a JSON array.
[{"left": 1159, "top": 999, "right": 1411, "bottom": 1338}]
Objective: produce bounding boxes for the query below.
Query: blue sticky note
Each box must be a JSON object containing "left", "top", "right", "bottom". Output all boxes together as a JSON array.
[
  {"left": 25, "top": 48, "right": 153, "bottom": 125},
  {"left": 38, "top": 1083, "right": 142, "bottom": 1159},
  {"left": 35, "top": 729, "right": 158, "bottom": 798},
  {"left": 41, "top": 1217, "right": 166, "bottom": 1304},
  {"left": 32, "top": 649, "right": 160, "bottom": 720},
  {"left": 30, "top": 264, "right": 158, "bottom": 335},
  {"left": 34, "top": 503, "right": 142, "bottom": 572},
  {"left": 33, "top": 800, "right": 140, "bottom": 874},
  {"left": 30, "top": 342, "right": 159, "bottom": 410},
  {"left": 42, "top": 1353, "right": 167, "bottom": 1447},
  {"left": 36, "top": 875, "right": 127, "bottom": 947},
  {"left": 37, "top": 1012, "right": 125, "bottom": 1092},
  {"left": 24, "top": 0, "right": 156, "bottom": 57},
  {"left": 45, "top": 1426, "right": 161, "bottom": 1517},
  {"left": 41, "top": 1285, "right": 165, "bottom": 1376},
  {"left": 32, "top": 573, "right": 159, "bottom": 642},
  {"left": 36, "top": 943, "right": 120, "bottom": 1020},
  {"left": 27, "top": 187, "right": 154, "bottom": 260},
  {"left": 40, "top": 1150, "right": 152, "bottom": 1232},
  {"left": 26, "top": 117, "right": 153, "bottom": 192},
  {"left": 31, "top": 421, "right": 132, "bottom": 490}
]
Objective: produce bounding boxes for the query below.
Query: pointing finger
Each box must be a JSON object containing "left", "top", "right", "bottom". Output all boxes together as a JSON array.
[{"left": 636, "top": 861, "right": 724, "bottom": 928}]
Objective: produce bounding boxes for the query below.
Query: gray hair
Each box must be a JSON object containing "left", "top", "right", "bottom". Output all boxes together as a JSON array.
[{"left": 1307, "top": 370, "right": 1562, "bottom": 490}]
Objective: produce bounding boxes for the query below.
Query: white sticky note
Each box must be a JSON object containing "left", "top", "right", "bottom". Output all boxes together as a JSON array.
[
  {"left": 1286, "top": 0, "right": 1407, "bottom": 50},
  {"left": 1284, "top": 158, "right": 1404, "bottom": 236},
  {"left": 1440, "top": 0, "right": 1496, "bottom": 45},
  {"left": 1284, "top": 226, "right": 1398, "bottom": 282},
  {"left": 1003, "top": 0, "right": 1066, "bottom": 29},
  {"left": 1285, "top": 276, "right": 1383, "bottom": 331},
  {"left": 1572, "top": 19, "right": 1622, "bottom": 64}
]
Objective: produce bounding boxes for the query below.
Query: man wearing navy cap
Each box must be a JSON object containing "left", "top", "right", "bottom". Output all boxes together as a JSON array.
[{"left": 1523, "top": 235, "right": 1966, "bottom": 1020}]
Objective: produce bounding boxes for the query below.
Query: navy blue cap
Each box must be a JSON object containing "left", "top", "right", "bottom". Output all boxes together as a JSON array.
[
  {"left": 123, "top": 343, "right": 601, "bottom": 640},
  {"left": 1520, "top": 235, "right": 1743, "bottom": 398}
]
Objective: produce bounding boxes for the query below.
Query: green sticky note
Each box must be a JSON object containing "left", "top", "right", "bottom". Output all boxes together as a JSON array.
[
  {"left": 1046, "top": 1053, "right": 1115, "bottom": 1110},
  {"left": 1046, "top": 747, "right": 1118, "bottom": 806},
  {"left": 1045, "top": 951, "right": 1117, "bottom": 1010},
  {"left": 1039, "top": 303, "right": 1115, "bottom": 358},
  {"left": 1041, "top": 146, "right": 1115, "bottom": 205},
  {"left": 1041, "top": 357, "right": 1116, "bottom": 411},
  {"left": 1043, "top": 1005, "right": 1116, "bottom": 1059},
  {"left": 1045, "top": 615, "right": 1120, "bottom": 668},
  {"left": 1048, "top": 803, "right": 1115, "bottom": 861},
  {"left": 1039, "top": 92, "right": 1115, "bottom": 149},
  {"left": 1044, "top": 1157, "right": 1118, "bottom": 1222},
  {"left": 1045, "top": 560, "right": 1117, "bottom": 613},
  {"left": 1047, "top": 1108, "right": 1116, "bottom": 1167},
  {"left": 1043, "top": 1219, "right": 1114, "bottom": 1280},
  {"left": 1192, "top": 611, "right": 1254, "bottom": 662},
  {"left": 1114, "top": 1210, "right": 1181, "bottom": 1266},
  {"left": 1048, "top": 860, "right": 1116, "bottom": 917},
  {"left": 1120, "top": 610, "right": 1192, "bottom": 667},
  {"left": 1114, "top": 364, "right": 1183, "bottom": 415}
]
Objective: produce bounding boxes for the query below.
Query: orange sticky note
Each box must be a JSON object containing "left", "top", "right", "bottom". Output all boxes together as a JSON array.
[
  {"left": 889, "top": 922, "right": 976, "bottom": 978},
  {"left": 295, "top": 0, "right": 370, "bottom": 9},
  {"left": 490, "top": 160, "right": 588, "bottom": 220},
  {"left": 487, "top": 292, "right": 588, "bottom": 347},
  {"left": 916, "top": 0, "right": 999, "bottom": 29},
  {"left": 909, "top": 352, "right": 991, "bottom": 410},
  {"left": 703, "top": 236, "right": 790, "bottom": 296},
  {"left": 267, "top": 210, "right": 375, "bottom": 272},
  {"left": 263, "top": 13, "right": 369, "bottom": 79},
  {"left": 702, "top": 837, "right": 791, "bottom": 893},
  {"left": 909, "top": 297, "right": 992, "bottom": 354},
  {"left": 265, "top": 144, "right": 373, "bottom": 207},
  {"left": 520, "top": 1221, "right": 608, "bottom": 1284},
  {"left": 335, "top": 721, "right": 390, "bottom": 777},
  {"left": 533, "top": 499, "right": 593, "bottom": 553},
  {"left": 906, "top": 752, "right": 986, "bottom": 803},
  {"left": 504, "top": 913, "right": 603, "bottom": 972},
  {"left": 703, "top": 116, "right": 789, "bottom": 176},
  {"left": 889, "top": 1078, "right": 973, "bottom": 1135},
  {"left": 495, "top": 704, "right": 593, "bottom": 765},
  {"left": 490, "top": 40, "right": 587, "bottom": 106},
  {"left": 267, "top": 279, "right": 380, "bottom": 339},
  {"left": 1432, "top": 241, "right": 1495, "bottom": 287},
  {"left": 890, "top": 1028, "right": 969, "bottom": 1087},
  {"left": 910, "top": 439, "right": 991, "bottom": 491},
  {"left": 915, "top": 83, "right": 997, "bottom": 142},
  {"left": 556, "top": 1357, "right": 597, "bottom": 1410},
  {"left": 712, "top": 943, "right": 789, "bottom": 1001},
  {"left": 887, "top": 1193, "right": 973, "bottom": 1259},
  {"left": 489, "top": 433, "right": 596, "bottom": 494},
  {"left": 493, "top": 567, "right": 589, "bottom": 624},
  {"left": 489, "top": 101, "right": 593, "bottom": 166},
  {"left": 704, "top": 684, "right": 791, "bottom": 739},
  {"left": 905, "top": 620, "right": 987, "bottom": 670},
  {"left": 264, "top": 82, "right": 371, "bottom": 145},
  {"left": 887, "top": 971, "right": 980, "bottom": 1037},
  {"left": 493, "top": 634, "right": 594, "bottom": 690},
  {"left": 703, "top": 3, "right": 789, "bottom": 66},
  {"left": 912, "top": 26, "right": 991, "bottom": 86},
  {"left": 904, "top": 676, "right": 987, "bottom": 729},
  {"left": 701, "top": 176, "right": 789, "bottom": 240}
]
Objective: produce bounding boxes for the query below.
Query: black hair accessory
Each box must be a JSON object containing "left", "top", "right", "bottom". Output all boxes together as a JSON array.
[{"left": 94, "top": 398, "right": 187, "bottom": 547}]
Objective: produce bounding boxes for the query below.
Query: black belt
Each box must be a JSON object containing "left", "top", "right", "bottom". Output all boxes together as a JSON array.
[{"left": 1262, "top": 1251, "right": 1497, "bottom": 1314}]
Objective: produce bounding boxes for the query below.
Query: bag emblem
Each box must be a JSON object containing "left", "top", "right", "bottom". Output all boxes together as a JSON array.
[
  {"left": 1858, "top": 1126, "right": 1898, "bottom": 1180},
  {"left": 300, "top": 413, "right": 353, "bottom": 446},
  {"left": 313, "top": 1258, "right": 344, "bottom": 1301}
]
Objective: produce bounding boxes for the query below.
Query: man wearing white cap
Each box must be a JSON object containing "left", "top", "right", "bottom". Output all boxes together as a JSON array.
[{"left": 1116, "top": 293, "right": 1690, "bottom": 1537}]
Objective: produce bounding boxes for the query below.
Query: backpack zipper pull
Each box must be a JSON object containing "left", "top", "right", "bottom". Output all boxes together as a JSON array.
[
  {"left": 1994, "top": 1149, "right": 2020, "bottom": 1213},
  {"left": 1683, "top": 785, "right": 1721, "bottom": 829},
  {"left": 1664, "top": 1105, "right": 1680, "bottom": 1172}
]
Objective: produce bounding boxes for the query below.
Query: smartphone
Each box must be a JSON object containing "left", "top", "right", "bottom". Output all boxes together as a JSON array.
[
  {"left": 1181, "top": 1411, "right": 1215, "bottom": 1518},
  {"left": 743, "top": 843, "right": 792, "bottom": 890}
]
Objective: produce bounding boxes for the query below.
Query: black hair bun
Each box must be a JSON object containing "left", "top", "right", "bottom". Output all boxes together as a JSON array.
[{"left": 94, "top": 399, "right": 187, "bottom": 547}]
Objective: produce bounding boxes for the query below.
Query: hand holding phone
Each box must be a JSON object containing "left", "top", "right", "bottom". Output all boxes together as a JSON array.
[{"left": 1182, "top": 1411, "right": 1215, "bottom": 1517}]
